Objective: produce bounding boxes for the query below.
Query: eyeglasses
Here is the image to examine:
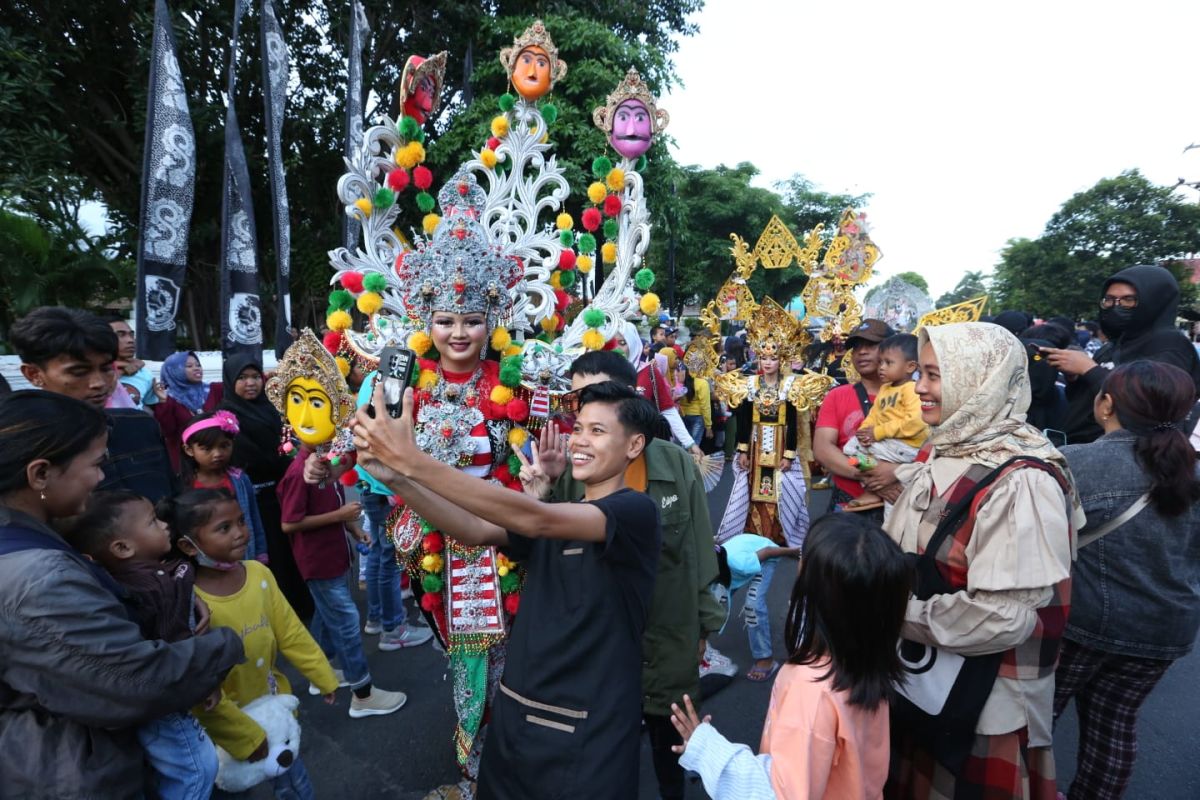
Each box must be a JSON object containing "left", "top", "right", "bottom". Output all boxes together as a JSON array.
[
  {"left": 558, "top": 388, "right": 583, "bottom": 415},
  {"left": 1101, "top": 295, "right": 1138, "bottom": 309}
]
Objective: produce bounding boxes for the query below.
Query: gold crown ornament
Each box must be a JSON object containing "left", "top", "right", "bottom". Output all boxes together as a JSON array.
[
  {"left": 682, "top": 334, "right": 719, "bottom": 380},
  {"left": 746, "top": 298, "right": 801, "bottom": 363},
  {"left": 266, "top": 329, "right": 357, "bottom": 428},
  {"left": 499, "top": 20, "right": 568, "bottom": 90},
  {"left": 591, "top": 67, "right": 670, "bottom": 135}
]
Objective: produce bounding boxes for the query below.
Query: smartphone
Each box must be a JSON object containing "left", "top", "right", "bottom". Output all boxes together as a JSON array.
[{"left": 372, "top": 346, "right": 417, "bottom": 418}]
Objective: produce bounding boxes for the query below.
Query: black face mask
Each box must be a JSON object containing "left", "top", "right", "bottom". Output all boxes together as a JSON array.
[{"left": 1099, "top": 306, "right": 1136, "bottom": 339}]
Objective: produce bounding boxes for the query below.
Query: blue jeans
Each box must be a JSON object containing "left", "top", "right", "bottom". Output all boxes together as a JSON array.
[
  {"left": 743, "top": 557, "right": 778, "bottom": 660},
  {"left": 212, "top": 754, "right": 314, "bottom": 800},
  {"left": 682, "top": 414, "right": 706, "bottom": 445},
  {"left": 138, "top": 711, "right": 218, "bottom": 800},
  {"left": 363, "top": 492, "right": 406, "bottom": 631},
  {"left": 308, "top": 574, "right": 371, "bottom": 689}
]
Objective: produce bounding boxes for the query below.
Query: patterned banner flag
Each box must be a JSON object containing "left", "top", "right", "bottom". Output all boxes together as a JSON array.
[
  {"left": 260, "top": 0, "right": 292, "bottom": 357},
  {"left": 134, "top": 0, "right": 195, "bottom": 359},
  {"left": 219, "top": 0, "right": 264, "bottom": 361},
  {"left": 342, "top": 0, "right": 369, "bottom": 252}
]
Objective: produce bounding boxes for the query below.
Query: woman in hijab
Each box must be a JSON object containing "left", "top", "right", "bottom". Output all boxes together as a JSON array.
[
  {"left": 884, "top": 323, "right": 1083, "bottom": 800},
  {"left": 151, "top": 351, "right": 220, "bottom": 474},
  {"left": 218, "top": 353, "right": 314, "bottom": 620}
]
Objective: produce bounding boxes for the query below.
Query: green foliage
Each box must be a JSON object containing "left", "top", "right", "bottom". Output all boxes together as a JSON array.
[
  {"left": 890, "top": 271, "right": 930, "bottom": 294},
  {"left": 935, "top": 270, "right": 991, "bottom": 308},
  {"left": 991, "top": 170, "right": 1200, "bottom": 318}
]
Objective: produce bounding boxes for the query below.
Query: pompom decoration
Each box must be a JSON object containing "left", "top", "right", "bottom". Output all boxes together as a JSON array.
[
  {"left": 541, "top": 313, "right": 559, "bottom": 333},
  {"left": 636, "top": 155, "right": 648, "bottom": 171},
  {"left": 407, "top": 331, "right": 433, "bottom": 354},
  {"left": 420, "top": 592, "right": 443, "bottom": 612},
  {"left": 340, "top": 470, "right": 358, "bottom": 487},
  {"left": 603, "top": 219, "right": 619, "bottom": 239},
  {"left": 418, "top": 369, "right": 439, "bottom": 390},
  {"left": 554, "top": 289, "right": 571, "bottom": 312},
  {"left": 421, "top": 573, "right": 444, "bottom": 594},
  {"left": 395, "top": 141, "right": 425, "bottom": 169},
  {"left": 507, "top": 454, "right": 523, "bottom": 475},
  {"left": 326, "top": 310, "right": 353, "bottom": 332},
  {"left": 339, "top": 272, "right": 364, "bottom": 293},
  {"left": 577, "top": 232, "right": 597, "bottom": 253},
  {"left": 490, "top": 327, "right": 512, "bottom": 352},
  {"left": 503, "top": 344, "right": 522, "bottom": 358},
  {"left": 413, "top": 128, "right": 426, "bottom": 144},
  {"left": 558, "top": 230, "right": 575, "bottom": 248},
  {"left": 386, "top": 168, "right": 410, "bottom": 193},
  {"left": 493, "top": 464, "right": 513, "bottom": 485},
  {"left": 508, "top": 427, "right": 528, "bottom": 448},
  {"left": 606, "top": 168, "right": 626, "bottom": 192},
  {"left": 549, "top": 272, "right": 562, "bottom": 290},
  {"left": 421, "top": 553, "right": 444, "bottom": 573},
  {"left": 504, "top": 593, "right": 520, "bottom": 615},
  {"left": 506, "top": 398, "right": 530, "bottom": 423},
  {"left": 356, "top": 291, "right": 383, "bottom": 315},
  {"left": 640, "top": 292, "right": 661, "bottom": 316},
  {"left": 416, "top": 191, "right": 435, "bottom": 213},
  {"left": 555, "top": 212, "right": 573, "bottom": 231},
  {"left": 373, "top": 187, "right": 395, "bottom": 210},
  {"left": 558, "top": 249, "right": 576, "bottom": 270},
  {"left": 541, "top": 103, "right": 558, "bottom": 124},
  {"left": 500, "top": 356, "right": 524, "bottom": 387},
  {"left": 354, "top": 198, "right": 373, "bottom": 216},
  {"left": 335, "top": 356, "right": 351, "bottom": 377},
  {"left": 497, "top": 93, "right": 516, "bottom": 112},
  {"left": 422, "top": 213, "right": 440, "bottom": 234},
  {"left": 635, "top": 268, "right": 656, "bottom": 291},
  {"left": 363, "top": 272, "right": 388, "bottom": 293},
  {"left": 581, "top": 207, "right": 602, "bottom": 232},
  {"left": 490, "top": 115, "right": 510, "bottom": 138},
  {"left": 480, "top": 148, "right": 498, "bottom": 169},
  {"left": 601, "top": 242, "right": 618, "bottom": 264},
  {"left": 490, "top": 385, "right": 514, "bottom": 405},
  {"left": 592, "top": 156, "right": 613, "bottom": 179},
  {"left": 587, "top": 182, "right": 607, "bottom": 205},
  {"left": 603, "top": 194, "right": 622, "bottom": 217},
  {"left": 399, "top": 116, "right": 421, "bottom": 139},
  {"left": 322, "top": 330, "right": 343, "bottom": 353},
  {"left": 582, "top": 329, "right": 605, "bottom": 350},
  {"left": 422, "top": 532, "right": 444, "bottom": 553},
  {"left": 328, "top": 289, "right": 353, "bottom": 311},
  {"left": 583, "top": 308, "right": 606, "bottom": 328},
  {"left": 499, "top": 570, "right": 520, "bottom": 594},
  {"left": 577, "top": 255, "right": 594, "bottom": 273},
  {"left": 487, "top": 137, "right": 502, "bottom": 151},
  {"left": 558, "top": 269, "right": 577, "bottom": 289},
  {"left": 412, "top": 165, "right": 433, "bottom": 191}
]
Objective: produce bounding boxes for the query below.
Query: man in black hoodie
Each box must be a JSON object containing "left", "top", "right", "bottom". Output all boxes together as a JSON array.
[{"left": 1043, "top": 264, "right": 1200, "bottom": 444}]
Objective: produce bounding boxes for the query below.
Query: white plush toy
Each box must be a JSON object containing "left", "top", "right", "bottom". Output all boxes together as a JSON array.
[{"left": 215, "top": 693, "right": 302, "bottom": 792}]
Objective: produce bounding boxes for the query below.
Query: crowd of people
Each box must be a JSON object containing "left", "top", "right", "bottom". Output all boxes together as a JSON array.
[{"left": 0, "top": 261, "right": 1198, "bottom": 800}]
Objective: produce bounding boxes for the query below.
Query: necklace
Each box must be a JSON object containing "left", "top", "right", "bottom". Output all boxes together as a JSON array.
[{"left": 415, "top": 366, "right": 486, "bottom": 467}]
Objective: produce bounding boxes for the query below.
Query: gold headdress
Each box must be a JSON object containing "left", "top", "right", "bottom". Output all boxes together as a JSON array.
[
  {"left": 682, "top": 334, "right": 719, "bottom": 380},
  {"left": 499, "top": 20, "right": 568, "bottom": 89},
  {"left": 266, "top": 329, "right": 356, "bottom": 428},
  {"left": 745, "top": 298, "right": 801, "bottom": 363},
  {"left": 398, "top": 51, "right": 448, "bottom": 117},
  {"left": 592, "top": 67, "right": 669, "bottom": 135}
]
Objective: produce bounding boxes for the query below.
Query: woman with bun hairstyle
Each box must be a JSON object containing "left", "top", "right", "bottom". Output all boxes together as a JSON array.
[{"left": 1055, "top": 361, "right": 1200, "bottom": 800}]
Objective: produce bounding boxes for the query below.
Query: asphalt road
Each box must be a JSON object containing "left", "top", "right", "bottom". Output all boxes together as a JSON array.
[{"left": 267, "top": 468, "right": 1200, "bottom": 799}]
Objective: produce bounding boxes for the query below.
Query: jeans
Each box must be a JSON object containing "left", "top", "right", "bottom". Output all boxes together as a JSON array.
[
  {"left": 138, "top": 711, "right": 218, "bottom": 800},
  {"left": 362, "top": 492, "right": 406, "bottom": 631},
  {"left": 743, "top": 557, "right": 778, "bottom": 660},
  {"left": 307, "top": 574, "right": 371, "bottom": 689},
  {"left": 682, "top": 414, "right": 706, "bottom": 445},
  {"left": 212, "top": 754, "right": 314, "bottom": 800}
]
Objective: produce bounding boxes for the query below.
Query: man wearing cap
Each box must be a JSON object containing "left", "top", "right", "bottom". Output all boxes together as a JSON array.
[{"left": 813, "top": 319, "right": 901, "bottom": 515}]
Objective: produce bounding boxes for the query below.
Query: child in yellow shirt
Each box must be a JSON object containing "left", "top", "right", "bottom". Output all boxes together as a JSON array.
[
  {"left": 160, "top": 488, "right": 340, "bottom": 798},
  {"left": 843, "top": 334, "right": 929, "bottom": 511}
]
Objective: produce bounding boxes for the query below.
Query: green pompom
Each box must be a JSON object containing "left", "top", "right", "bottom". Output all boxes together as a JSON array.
[
  {"left": 499, "top": 571, "right": 520, "bottom": 594},
  {"left": 577, "top": 233, "right": 597, "bottom": 253},
  {"left": 603, "top": 219, "right": 619, "bottom": 239},
  {"left": 558, "top": 229, "right": 574, "bottom": 248},
  {"left": 373, "top": 187, "right": 396, "bottom": 209},
  {"left": 363, "top": 272, "right": 388, "bottom": 293},
  {"left": 635, "top": 268, "right": 656, "bottom": 292},
  {"left": 419, "top": 518, "right": 435, "bottom": 534},
  {"left": 499, "top": 364, "right": 523, "bottom": 388},
  {"left": 326, "top": 305, "right": 339, "bottom": 319},
  {"left": 558, "top": 269, "right": 577, "bottom": 289},
  {"left": 422, "top": 573, "right": 444, "bottom": 594},
  {"left": 541, "top": 103, "right": 558, "bottom": 125},
  {"left": 413, "top": 128, "right": 425, "bottom": 144},
  {"left": 498, "top": 93, "right": 516, "bottom": 112},
  {"left": 635, "top": 155, "right": 648, "bottom": 172},
  {"left": 583, "top": 308, "right": 606, "bottom": 328},
  {"left": 328, "top": 289, "right": 354, "bottom": 311},
  {"left": 507, "top": 454, "right": 523, "bottom": 475},
  {"left": 592, "top": 156, "right": 613, "bottom": 179},
  {"left": 399, "top": 116, "right": 420, "bottom": 139},
  {"left": 536, "top": 331, "right": 553, "bottom": 344},
  {"left": 416, "top": 191, "right": 435, "bottom": 213}
]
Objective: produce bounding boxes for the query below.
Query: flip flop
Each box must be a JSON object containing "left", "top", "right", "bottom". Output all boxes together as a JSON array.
[
  {"left": 837, "top": 500, "right": 885, "bottom": 513},
  {"left": 746, "top": 660, "right": 780, "bottom": 682}
]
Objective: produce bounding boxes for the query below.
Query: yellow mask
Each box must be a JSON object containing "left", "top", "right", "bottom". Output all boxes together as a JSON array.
[{"left": 285, "top": 377, "right": 336, "bottom": 447}]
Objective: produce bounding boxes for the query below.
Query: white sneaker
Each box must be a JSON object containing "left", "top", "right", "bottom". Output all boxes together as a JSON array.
[
  {"left": 699, "top": 644, "right": 738, "bottom": 678},
  {"left": 349, "top": 687, "right": 407, "bottom": 718},
  {"left": 379, "top": 624, "right": 434, "bottom": 651},
  {"left": 363, "top": 620, "right": 383, "bottom": 635},
  {"left": 308, "top": 669, "right": 350, "bottom": 696}
]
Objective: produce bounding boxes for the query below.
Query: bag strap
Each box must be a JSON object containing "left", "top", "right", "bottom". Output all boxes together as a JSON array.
[
  {"left": 1077, "top": 493, "right": 1151, "bottom": 548},
  {"left": 853, "top": 382, "right": 873, "bottom": 418}
]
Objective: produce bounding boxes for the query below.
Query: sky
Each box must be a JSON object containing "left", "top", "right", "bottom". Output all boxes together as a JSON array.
[{"left": 662, "top": 0, "right": 1200, "bottom": 300}]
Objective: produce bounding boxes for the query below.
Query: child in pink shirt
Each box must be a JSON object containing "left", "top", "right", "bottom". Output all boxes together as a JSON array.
[{"left": 672, "top": 514, "right": 911, "bottom": 799}]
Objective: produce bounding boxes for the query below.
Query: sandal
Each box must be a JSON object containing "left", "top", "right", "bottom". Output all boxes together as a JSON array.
[
  {"left": 837, "top": 498, "right": 885, "bottom": 512},
  {"left": 745, "top": 660, "right": 780, "bottom": 682}
]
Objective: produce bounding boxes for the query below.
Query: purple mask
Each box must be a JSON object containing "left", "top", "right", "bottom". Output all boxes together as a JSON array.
[{"left": 609, "top": 99, "right": 653, "bottom": 159}]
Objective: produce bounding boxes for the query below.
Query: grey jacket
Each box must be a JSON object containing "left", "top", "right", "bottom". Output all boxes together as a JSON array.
[
  {"left": 1061, "top": 431, "right": 1200, "bottom": 659},
  {"left": 0, "top": 508, "right": 245, "bottom": 798}
]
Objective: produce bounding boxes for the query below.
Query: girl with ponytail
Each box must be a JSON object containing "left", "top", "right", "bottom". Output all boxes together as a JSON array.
[{"left": 1056, "top": 361, "right": 1200, "bottom": 800}]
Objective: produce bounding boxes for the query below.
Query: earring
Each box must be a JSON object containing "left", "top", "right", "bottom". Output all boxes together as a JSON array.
[{"left": 39, "top": 491, "right": 46, "bottom": 501}]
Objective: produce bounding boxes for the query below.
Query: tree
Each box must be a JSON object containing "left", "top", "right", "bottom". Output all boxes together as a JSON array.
[
  {"left": 935, "top": 269, "right": 990, "bottom": 308},
  {"left": 889, "top": 271, "right": 929, "bottom": 294},
  {"left": 991, "top": 170, "right": 1200, "bottom": 318}
]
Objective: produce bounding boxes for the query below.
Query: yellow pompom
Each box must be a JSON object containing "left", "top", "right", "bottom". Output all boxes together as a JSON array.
[
  {"left": 326, "top": 310, "right": 353, "bottom": 331},
  {"left": 335, "top": 356, "right": 351, "bottom": 377},
  {"left": 422, "top": 213, "right": 440, "bottom": 234},
  {"left": 490, "top": 115, "right": 509, "bottom": 138},
  {"left": 497, "top": 565, "right": 509, "bottom": 577},
  {"left": 407, "top": 331, "right": 433, "bottom": 354},
  {"left": 577, "top": 255, "right": 594, "bottom": 273},
  {"left": 356, "top": 291, "right": 383, "bottom": 315},
  {"left": 540, "top": 131, "right": 549, "bottom": 145},
  {"left": 606, "top": 168, "right": 625, "bottom": 192},
  {"left": 421, "top": 553, "right": 443, "bottom": 573},
  {"left": 549, "top": 271, "right": 563, "bottom": 289},
  {"left": 587, "top": 182, "right": 607, "bottom": 204},
  {"left": 601, "top": 242, "right": 618, "bottom": 264},
  {"left": 555, "top": 212, "right": 573, "bottom": 231},
  {"left": 490, "top": 385, "right": 514, "bottom": 405},
  {"left": 582, "top": 329, "right": 605, "bottom": 351},
  {"left": 640, "top": 292, "right": 661, "bottom": 316},
  {"left": 540, "top": 314, "right": 559, "bottom": 333},
  {"left": 508, "top": 427, "right": 528, "bottom": 448},
  {"left": 354, "top": 198, "right": 373, "bottom": 216},
  {"left": 503, "top": 344, "right": 522, "bottom": 358},
  {"left": 491, "top": 327, "right": 512, "bottom": 352},
  {"left": 480, "top": 148, "right": 498, "bottom": 169},
  {"left": 418, "top": 369, "right": 439, "bottom": 390},
  {"left": 395, "top": 141, "right": 425, "bottom": 169}
]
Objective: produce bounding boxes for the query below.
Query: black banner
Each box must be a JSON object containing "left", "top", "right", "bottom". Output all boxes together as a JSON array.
[
  {"left": 342, "top": 0, "right": 369, "bottom": 252},
  {"left": 260, "top": 0, "right": 292, "bottom": 357}
]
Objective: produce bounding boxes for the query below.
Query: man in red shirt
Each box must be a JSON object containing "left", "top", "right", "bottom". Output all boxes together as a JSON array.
[{"left": 813, "top": 320, "right": 904, "bottom": 510}]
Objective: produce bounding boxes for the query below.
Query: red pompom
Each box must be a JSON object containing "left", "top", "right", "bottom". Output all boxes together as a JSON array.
[
  {"left": 506, "top": 398, "right": 530, "bottom": 423},
  {"left": 339, "top": 470, "right": 358, "bottom": 486},
  {"left": 506, "top": 479, "right": 524, "bottom": 493},
  {"left": 413, "top": 165, "right": 433, "bottom": 190},
  {"left": 422, "top": 532, "right": 444, "bottom": 553},
  {"left": 420, "top": 592, "right": 443, "bottom": 612},
  {"left": 554, "top": 289, "right": 571, "bottom": 312},
  {"left": 487, "top": 136, "right": 501, "bottom": 151},
  {"left": 322, "top": 330, "right": 343, "bottom": 353},
  {"left": 581, "top": 207, "right": 602, "bottom": 232},
  {"left": 558, "top": 249, "right": 577, "bottom": 270},
  {"left": 493, "top": 464, "right": 513, "bottom": 484},
  {"left": 603, "top": 194, "right": 622, "bottom": 217},
  {"left": 603, "top": 338, "right": 618, "bottom": 351},
  {"left": 386, "top": 168, "right": 410, "bottom": 193},
  {"left": 339, "top": 271, "right": 365, "bottom": 293},
  {"left": 504, "top": 594, "right": 520, "bottom": 615}
]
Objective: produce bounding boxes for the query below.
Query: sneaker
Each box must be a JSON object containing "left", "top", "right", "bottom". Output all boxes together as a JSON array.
[
  {"left": 308, "top": 669, "right": 350, "bottom": 696},
  {"left": 364, "top": 620, "right": 383, "bottom": 635},
  {"left": 699, "top": 644, "right": 738, "bottom": 679},
  {"left": 379, "top": 624, "right": 434, "bottom": 651},
  {"left": 349, "top": 687, "right": 407, "bottom": 718}
]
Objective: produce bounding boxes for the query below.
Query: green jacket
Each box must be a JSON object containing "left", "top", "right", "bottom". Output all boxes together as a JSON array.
[{"left": 553, "top": 438, "right": 725, "bottom": 714}]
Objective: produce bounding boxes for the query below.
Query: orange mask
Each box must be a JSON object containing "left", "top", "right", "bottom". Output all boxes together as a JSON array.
[{"left": 513, "top": 45, "right": 551, "bottom": 101}]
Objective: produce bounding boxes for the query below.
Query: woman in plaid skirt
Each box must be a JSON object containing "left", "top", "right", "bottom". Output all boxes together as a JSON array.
[
  {"left": 1055, "top": 361, "right": 1200, "bottom": 799},
  {"left": 883, "top": 323, "right": 1084, "bottom": 800}
]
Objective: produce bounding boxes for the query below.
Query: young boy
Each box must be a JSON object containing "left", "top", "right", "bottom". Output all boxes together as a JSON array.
[{"left": 841, "top": 333, "right": 928, "bottom": 511}]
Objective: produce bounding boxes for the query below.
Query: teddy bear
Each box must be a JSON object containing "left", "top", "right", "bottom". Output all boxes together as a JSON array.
[{"left": 215, "top": 693, "right": 303, "bottom": 792}]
